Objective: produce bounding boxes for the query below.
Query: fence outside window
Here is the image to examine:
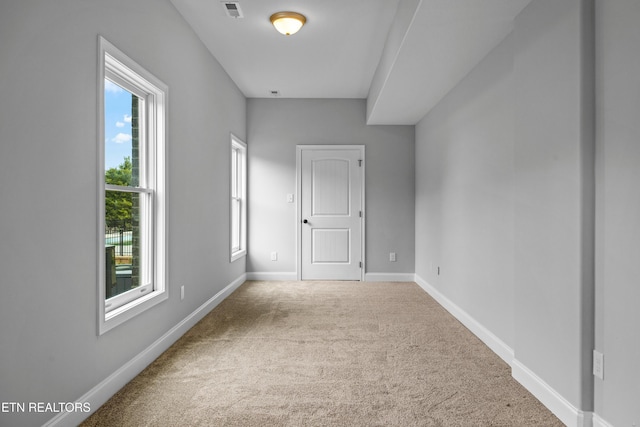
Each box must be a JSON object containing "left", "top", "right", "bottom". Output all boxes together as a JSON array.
[{"left": 105, "top": 223, "right": 132, "bottom": 257}]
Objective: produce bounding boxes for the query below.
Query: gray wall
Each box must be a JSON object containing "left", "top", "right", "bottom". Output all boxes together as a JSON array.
[
  {"left": 415, "top": 0, "right": 596, "bottom": 418},
  {"left": 0, "top": 1, "right": 246, "bottom": 426},
  {"left": 595, "top": 0, "right": 640, "bottom": 424},
  {"left": 247, "top": 99, "right": 415, "bottom": 278},
  {"left": 415, "top": 33, "right": 516, "bottom": 349},
  {"left": 512, "top": 0, "right": 595, "bottom": 410}
]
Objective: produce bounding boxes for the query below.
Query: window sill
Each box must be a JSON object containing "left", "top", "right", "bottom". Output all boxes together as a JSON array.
[
  {"left": 99, "top": 289, "right": 168, "bottom": 335},
  {"left": 230, "top": 249, "right": 246, "bottom": 263}
]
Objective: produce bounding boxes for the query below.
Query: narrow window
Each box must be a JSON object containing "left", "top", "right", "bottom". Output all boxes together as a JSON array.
[
  {"left": 98, "top": 37, "right": 168, "bottom": 334},
  {"left": 230, "top": 135, "right": 247, "bottom": 261}
]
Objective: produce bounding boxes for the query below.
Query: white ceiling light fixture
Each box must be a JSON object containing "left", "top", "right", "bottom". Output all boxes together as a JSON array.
[{"left": 270, "top": 11, "right": 306, "bottom": 36}]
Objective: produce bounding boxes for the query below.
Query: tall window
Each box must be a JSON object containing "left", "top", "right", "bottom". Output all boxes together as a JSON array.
[
  {"left": 230, "top": 135, "right": 247, "bottom": 261},
  {"left": 98, "top": 37, "right": 168, "bottom": 334}
]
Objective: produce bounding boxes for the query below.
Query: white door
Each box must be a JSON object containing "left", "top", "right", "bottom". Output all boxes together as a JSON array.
[{"left": 298, "top": 146, "right": 364, "bottom": 280}]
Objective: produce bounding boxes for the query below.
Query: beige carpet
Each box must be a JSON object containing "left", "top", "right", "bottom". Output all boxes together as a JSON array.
[{"left": 82, "top": 281, "right": 563, "bottom": 426}]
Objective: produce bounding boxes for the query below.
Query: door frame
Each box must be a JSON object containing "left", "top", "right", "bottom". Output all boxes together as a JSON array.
[{"left": 296, "top": 145, "right": 366, "bottom": 281}]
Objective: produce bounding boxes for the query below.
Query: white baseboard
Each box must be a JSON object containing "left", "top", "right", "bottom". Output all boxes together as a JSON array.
[
  {"left": 414, "top": 274, "right": 601, "bottom": 427},
  {"left": 245, "top": 272, "right": 298, "bottom": 281},
  {"left": 364, "top": 272, "right": 415, "bottom": 282},
  {"left": 592, "top": 413, "right": 614, "bottom": 427},
  {"left": 512, "top": 359, "right": 593, "bottom": 427},
  {"left": 413, "top": 274, "right": 514, "bottom": 365},
  {"left": 45, "top": 274, "right": 247, "bottom": 427},
  {"left": 246, "top": 272, "right": 415, "bottom": 282}
]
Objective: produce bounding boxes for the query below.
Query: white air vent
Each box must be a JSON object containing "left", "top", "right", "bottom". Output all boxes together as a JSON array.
[{"left": 222, "top": 1, "right": 243, "bottom": 18}]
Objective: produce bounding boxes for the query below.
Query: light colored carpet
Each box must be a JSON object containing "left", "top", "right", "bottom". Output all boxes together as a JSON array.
[{"left": 82, "top": 281, "right": 563, "bottom": 426}]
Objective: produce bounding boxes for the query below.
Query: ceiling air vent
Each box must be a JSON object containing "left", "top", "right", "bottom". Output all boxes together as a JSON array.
[{"left": 222, "top": 1, "right": 243, "bottom": 18}]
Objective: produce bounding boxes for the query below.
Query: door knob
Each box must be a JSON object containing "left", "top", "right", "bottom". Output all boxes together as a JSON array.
[{"left": 303, "top": 219, "right": 308, "bottom": 224}]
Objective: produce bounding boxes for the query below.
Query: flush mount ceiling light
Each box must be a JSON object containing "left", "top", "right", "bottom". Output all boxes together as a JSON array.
[{"left": 270, "top": 11, "right": 306, "bottom": 36}]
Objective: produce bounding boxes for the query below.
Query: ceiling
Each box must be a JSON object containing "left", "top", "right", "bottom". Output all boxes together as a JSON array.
[{"left": 170, "top": 0, "right": 532, "bottom": 125}]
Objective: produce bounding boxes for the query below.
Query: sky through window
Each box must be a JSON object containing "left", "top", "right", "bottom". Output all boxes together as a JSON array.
[{"left": 104, "top": 79, "right": 134, "bottom": 171}]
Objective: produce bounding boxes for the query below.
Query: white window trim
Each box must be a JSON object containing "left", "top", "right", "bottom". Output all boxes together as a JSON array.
[
  {"left": 97, "top": 36, "right": 168, "bottom": 335},
  {"left": 230, "top": 134, "right": 247, "bottom": 262}
]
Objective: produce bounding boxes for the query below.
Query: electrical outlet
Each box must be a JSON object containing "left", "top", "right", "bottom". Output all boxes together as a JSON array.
[
  {"left": 389, "top": 252, "right": 396, "bottom": 262},
  {"left": 593, "top": 350, "right": 604, "bottom": 379},
  {"left": 180, "top": 285, "right": 185, "bottom": 301},
  {"left": 271, "top": 252, "right": 278, "bottom": 261}
]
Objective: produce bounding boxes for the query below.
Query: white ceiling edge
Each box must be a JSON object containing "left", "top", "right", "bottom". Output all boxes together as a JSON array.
[
  {"left": 366, "top": 0, "right": 532, "bottom": 125},
  {"left": 367, "top": 0, "right": 422, "bottom": 125}
]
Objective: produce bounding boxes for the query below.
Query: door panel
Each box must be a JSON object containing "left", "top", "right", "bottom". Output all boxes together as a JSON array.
[
  {"left": 312, "top": 228, "right": 350, "bottom": 263},
  {"left": 300, "top": 147, "right": 363, "bottom": 280},
  {"left": 312, "top": 159, "right": 350, "bottom": 216}
]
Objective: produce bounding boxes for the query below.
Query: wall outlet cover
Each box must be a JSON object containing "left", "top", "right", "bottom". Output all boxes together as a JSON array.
[{"left": 593, "top": 350, "right": 604, "bottom": 379}]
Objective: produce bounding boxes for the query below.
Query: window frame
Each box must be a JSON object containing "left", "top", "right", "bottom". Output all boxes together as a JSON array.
[
  {"left": 230, "top": 134, "right": 247, "bottom": 262},
  {"left": 97, "top": 36, "right": 168, "bottom": 335}
]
